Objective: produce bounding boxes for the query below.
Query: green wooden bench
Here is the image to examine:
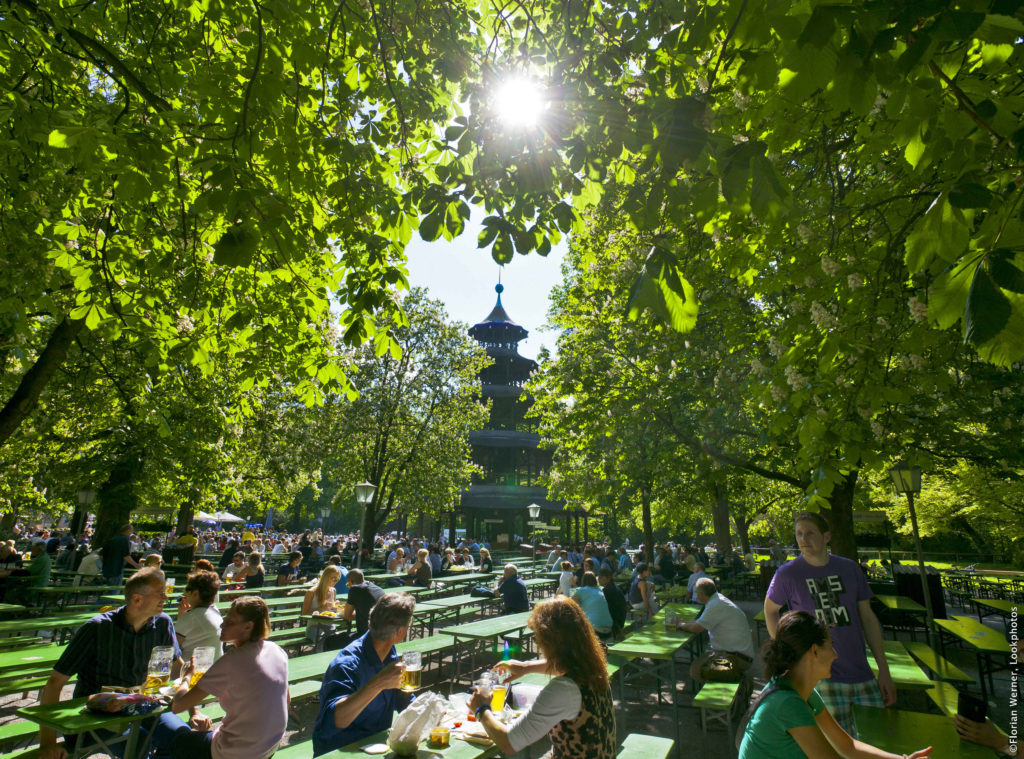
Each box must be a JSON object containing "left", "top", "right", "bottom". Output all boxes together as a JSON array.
[
  {"left": 0, "top": 637, "right": 43, "bottom": 650},
  {"left": 3, "top": 748, "right": 40, "bottom": 759},
  {"left": 0, "top": 719, "right": 41, "bottom": 751},
  {"left": 692, "top": 680, "right": 741, "bottom": 733},
  {"left": 926, "top": 681, "right": 960, "bottom": 717},
  {"left": 618, "top": 732, "right": 675, "bottom": 759},
  {"left": 0, "top": 675, "right": 51, "bottom": 698},
  {"left": 274, "top": 738, "right": 314, "bottom": 758},
  {"left": 903, "top": 641, "right": 974, "bottom": 683}
]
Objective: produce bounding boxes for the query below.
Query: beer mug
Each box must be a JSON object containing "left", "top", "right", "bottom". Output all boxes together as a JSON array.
[
  {"left": 143, "top": 646, "right": 174, "bottom": 694},
  {"left": 165, "top": 577, "right": 176, "bottom": 595},
  {"left": 401, "top": 651, "right": 421, "bottom": 692},
  {"left": 190, "top": 646, "right": 215, "bottom": 688},
  {"left": 473, "top": 671, "right": 495, "bottom": 708},
  {"left": 490, "top": 682, "right": 508, "bottom": 712}
]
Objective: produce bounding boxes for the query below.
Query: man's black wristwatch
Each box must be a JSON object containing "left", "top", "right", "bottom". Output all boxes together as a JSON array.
[{"left": 475, "top": 704, "right": 492, "bottom": 720}]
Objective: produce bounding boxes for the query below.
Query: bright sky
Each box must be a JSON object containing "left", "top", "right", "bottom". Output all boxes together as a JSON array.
[{"left": 404, "top": 206, "right": 567, "bottom": 360}]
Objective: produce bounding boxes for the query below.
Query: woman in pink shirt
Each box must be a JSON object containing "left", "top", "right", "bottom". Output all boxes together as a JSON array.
[{"left": 149, "top": 596, "right": 289, "bottom": 759}]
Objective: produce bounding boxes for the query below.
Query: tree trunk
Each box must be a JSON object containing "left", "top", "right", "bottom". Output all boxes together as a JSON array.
[
  {"left": 640, "top": 488, "right": 654, "bottom": 562},
  {"left": 823, "top": 470, "right": 858, "bottom": 560},
  {"left": 92, "top": 449, "right": 142, "bottom": 551},
  {"left": 734, "top": 512, "right": 750, "bottom": 554},
  {"left": 175, "top": 499, "right": 196, "bottom": 537},
  {"left": 0, "top": 316, "right": 85, "bottom": 448},
  {"left": 712, "top": 481, "right": 733, "bottom": 555}
]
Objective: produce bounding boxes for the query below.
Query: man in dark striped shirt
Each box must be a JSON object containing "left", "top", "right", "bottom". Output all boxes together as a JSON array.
[{"left": 38, "top": 567, "right": 182, "bottom": 759}]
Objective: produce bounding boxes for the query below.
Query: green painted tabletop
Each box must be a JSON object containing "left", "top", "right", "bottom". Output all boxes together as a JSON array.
[
  {"left": 865, "top": 640, "right": 933, "bottom": 690},
  {"left": 210, "top": 595, "right": 303, "bottom": 613},
  {"left": 396, "top": 633, "right": 457, "bottom": 656},
  {"left": 37, "top": 585, "right": 124, "bottom": 596},
  {"left": 523, "top": 578, "right": 555, "bottom": 588},
  {"left": 876, "top": 594, "right": 928, "bottom": 613},
  {"left": 0, "top": 642, "right": 66, "bottom": 673},
  {"left": 382, "top": 585, "right": 431, "bottom": 597},
  {"left": 287, "top": 650, "right": 341, "bottom": 682},
  {"left": 316, "top": 727, "right": 498, "bottom": 758},
  {"left": 17, "top": 695, "right": 157, "bottom": 734},
  {"left": 434, "top": 573, "right": 494, "bottom": 586},
  {"left": 418, "top": 594, "right": 496, "bottom": 610},
  {"left": 654, "top": 603, "right": 703, "bottom": 623},
  {"left": 444, "top": 612, "right": 532, "bottom": 641},
  {"left": 0, "top": 602, "right": 26, "bottom": 613},
  {"left": 971, "top": 598, "right": 1019, "bottom": 614},
  {"left": 0, "top": 611, "right": 100, "bottom": 635},
  {"left": 217, "top": 585, "right": 295, "bottom": 599},
  {"left": 607, "top": 626, "right": 695, "bottom": 661},
  {"left": 936, "top": 617, "right": 1011, "bottom": 654},
  {"left": 853, "top": 705, "right": 997, "bottom": 759}
]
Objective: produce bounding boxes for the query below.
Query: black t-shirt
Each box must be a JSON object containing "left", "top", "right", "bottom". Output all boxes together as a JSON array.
[
  {"left": 100, "top": 534, "right": 131, "bottom": 577},
  {"left": 245, "top": 568, "right": 265, "bottom": 588},
  {"left": 602, "top": 582, "right": 628, "bottom": 631},
  {"left": 347, "top": 582, "right": 385, "bottom": 633}
]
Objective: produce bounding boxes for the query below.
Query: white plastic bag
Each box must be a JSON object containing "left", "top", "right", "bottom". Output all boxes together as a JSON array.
[{"left": 388, "top": 691, "right": 448, "bottom": 756}]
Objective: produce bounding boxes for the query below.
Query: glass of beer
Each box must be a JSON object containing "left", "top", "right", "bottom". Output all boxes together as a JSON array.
[
  {"left": 490, "top": 683, "right": 508, "bottom": 712},
  {"left": 143, "top": 646, "right": 174, "bottom": 694},
  {"left": 190, "top": 646, "right": 215, "bottom": 688},
  {"left": 401, "top": 651, "right": 421, "bottom": 692},
  {"left": 165, "top": 577, "right": 176, "bottom": 595}
]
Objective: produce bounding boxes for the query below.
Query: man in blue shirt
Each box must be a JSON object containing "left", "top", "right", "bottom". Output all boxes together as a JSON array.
[
  {"left": 494, "top": 564, "right": 530, "bottom": 614},
  {"left": 314, "top": 593, "right": 416, "bottom": 756}
]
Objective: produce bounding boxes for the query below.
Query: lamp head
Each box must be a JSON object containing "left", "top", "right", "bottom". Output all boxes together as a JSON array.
[
  {"left": 889, "top": 462, "right": 922, "bottom": 495},
  {"left": 354, "top": 481, "right": 376, "bottom": 505},
  {"left": 527, "top": 503, "right": 541, "bottom": 519}
]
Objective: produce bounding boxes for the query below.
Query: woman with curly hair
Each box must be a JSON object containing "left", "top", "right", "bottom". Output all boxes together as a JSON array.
[{"left": 469, "top": 596, "right": 616, "bottom": 759}]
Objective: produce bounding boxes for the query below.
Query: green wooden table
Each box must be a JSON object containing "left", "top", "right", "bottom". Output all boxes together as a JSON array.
[
  {"left": 0, "top": 602, "right": 25, "bottom": 615},
  {"left": 876, "top": 594, "right": 927, "bottom": 613},
  {"left": 433, "top": 572, "right": 495, "bottom": 590},
  {"left": 416, "top": 594, "right": 499, "bottom": 634},
  {"left": 853, "top": 705, "right": 997, "bottom": 758},
  {"left": 17, "top": 695, "right": 163, "bottom": 759},
  {"left": 0, "top": 611, "right": 102, "bottom": 643},
  {"left": 864, "top": 640, "right": 933, "bottom": 690},
  {"left": 607, "top": 624, "right": 695, "bottom": 748},
  {"left": 935, "top": 616, "right": 1011, "bottom": 700},
  {"left": 314, "top": 726, "right": 498, "bottom": 758},
  {"left": 443, "top": 612, "right": 533, "bottom": 685},
  {"left": 970, "top": 597, "right": 1019, "bottom": 625},
  {"left": 522, "top": 578, "right": 556, "bottom": 600},
  {"left": 0, "top": 642, "right": 66, "bottom": 674},
  {"left": 875, "top": 595, "right": 929, "bottom": 641}
]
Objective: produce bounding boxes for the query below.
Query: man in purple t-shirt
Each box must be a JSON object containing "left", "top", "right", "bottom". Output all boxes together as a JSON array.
[{"left": 764, "top": 511, "right": 894, "bottom": 735}]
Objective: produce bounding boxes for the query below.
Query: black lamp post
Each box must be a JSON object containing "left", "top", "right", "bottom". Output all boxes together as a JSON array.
[
  {"left": 889, "top": 462, "right": 937, "bottom": 646},
  {"left": 527, "top": 503, "right": 541, "bottom": 560},
  {"left": 354, "top": 482, "right": 376, "bottom": 568},
  {"left": 72, "top": 489, "right": 96, "bottom": 536},
  {"left": 319, "top": 505, "right": 331, "bottom": 530}
]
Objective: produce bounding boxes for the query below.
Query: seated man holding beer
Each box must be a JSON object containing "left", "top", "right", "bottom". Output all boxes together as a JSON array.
[
  {"left": 313, "top": 594, "right": 416, "bottom": 757},
  {"left": 37, "top": 567, "right": 183, "bottom": 759}
]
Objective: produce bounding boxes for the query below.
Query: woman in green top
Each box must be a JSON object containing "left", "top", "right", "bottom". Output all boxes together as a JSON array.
[{"left": 739, "top": 611, "right": 932, "bottom": 759}]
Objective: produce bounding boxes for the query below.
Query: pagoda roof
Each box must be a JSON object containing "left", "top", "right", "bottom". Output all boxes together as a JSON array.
[{"left": 469, "top": 284, "right": 528, "bottom": 343}]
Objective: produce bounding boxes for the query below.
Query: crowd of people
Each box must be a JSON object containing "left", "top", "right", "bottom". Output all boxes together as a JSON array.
[{"left": 16, "top": 513, "right": 1014, "bottom": 759}]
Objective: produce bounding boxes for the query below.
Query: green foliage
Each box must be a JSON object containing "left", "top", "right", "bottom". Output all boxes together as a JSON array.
[{"left": 315, "top": 290, "right": 489, "bottom": 545}]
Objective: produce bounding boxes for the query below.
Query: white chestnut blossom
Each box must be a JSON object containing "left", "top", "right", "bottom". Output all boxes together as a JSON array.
[
  {"left": 907, "top": 296, "right": 928, "bottom": 323},
  {"left": 870, "top": 420, "right": 885, "bottom": 438},
  {"left": 810, "top": 301, "right": 838, "bottom": 330},
  {"left": 784, "top": 365, "right": 808, "bottom": 390},
  {"left": 770, "top": 384, "right": 787, "bottom": 402},
  {"left": 176, "top": 314, "right": 195, "bottom": 335},
  {"left": 847, "top": 274, "right": 864, "bottom": 290},
  {"left": 797, "top": 224, "right": 812, "bottom": 243},
  {"left": 820, "top": 255, "right": 841, "bottom": 277}
]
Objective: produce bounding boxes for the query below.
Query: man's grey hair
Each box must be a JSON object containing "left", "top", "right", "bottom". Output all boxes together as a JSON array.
[
  {"left": 504, "top": 563, "right": 518, "bottom": 576},
  {"left": 368, "top": 593, "right": 415, "bottom": 641},
  {"left": 695, "top": 577, "right": 717, "bottom": 599}
]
